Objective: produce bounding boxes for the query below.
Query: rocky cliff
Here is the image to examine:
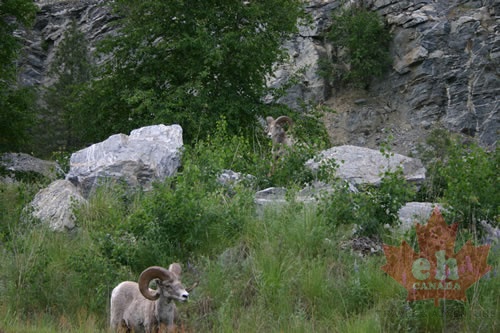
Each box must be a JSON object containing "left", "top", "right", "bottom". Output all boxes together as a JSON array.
[
  {"left": 275, "top": 0, "right": 499, "bottom": 154},
  {"left": 19, "top": 0, "right": 115, "bottom": 87},
  {"left": 19, "top": 0, "right": 498, "bottom": 154}
]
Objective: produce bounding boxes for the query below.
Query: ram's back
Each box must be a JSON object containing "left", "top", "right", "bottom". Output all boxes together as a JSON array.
[{"left": 110, "top": 281, "right": 143, "bottom": 329}]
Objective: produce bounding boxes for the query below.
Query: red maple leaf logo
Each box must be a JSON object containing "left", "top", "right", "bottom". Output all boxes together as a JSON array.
[{"left": 381, "top": 207, "right": 491, "bottom": 306}]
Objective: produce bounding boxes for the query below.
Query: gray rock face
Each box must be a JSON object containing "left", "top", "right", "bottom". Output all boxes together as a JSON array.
[
  {"left": 18, "top": 0, "right": 498, "bottom": 154},
  {"left": 269, "top": 0, "right": 498, "bottom": 153},
  {"left": 0, "top": 152, "right": 61, "bottom": 182},
  {"left": 20, "top": 0, "right": 115, "bottom": 87},
  {"left": 265, "top": 1, "right": 339, "bottom": 108},
  {"left": 217, "top": 169, "right": 255, "bottom": 187},
  {"left": 31, "top": 179, "right": 87, "bottom": 231},
  {"left": 370, "top": 0, "right": 499, "bottom": 150},
  {"left": 66, "top": 124, "right": 183, "bottom": 197},
  {"left": 306, "top": 145, "right": 426, "bottom": 185}
]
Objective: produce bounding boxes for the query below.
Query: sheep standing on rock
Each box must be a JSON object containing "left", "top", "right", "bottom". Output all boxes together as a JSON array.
[{"left": 110, "top": 264, "right": 189, "bottom": 333}]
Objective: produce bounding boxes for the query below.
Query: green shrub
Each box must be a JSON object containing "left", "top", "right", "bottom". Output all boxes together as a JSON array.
[
  {"left": 417, "top": 131, "right": 499, "bottom": 231},
  {"left": 318, "top": 167, "right": 416, "bottom": 237},
  {"left": 1, "top": 122, "right": 497, "bottom": 333},
  {"left": 441, "top": 143, "right": 498, "bottom": 230},
  {"left": 325, "top": 6, "right": 392, "bottom": 88}
]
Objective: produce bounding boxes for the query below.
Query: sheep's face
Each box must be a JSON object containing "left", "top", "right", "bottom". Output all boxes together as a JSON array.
[
  {"left": 158, "top": 279, "right": 189, "bottom": 302},
  {"left": 266, "top": 124, "right": 285, "bottom": 140},
  {"left": 265, "top": 117, "right": 281, "bottom": 140},
  {"left": 265, "top": 116, "right": 292, "bottom": 144}
]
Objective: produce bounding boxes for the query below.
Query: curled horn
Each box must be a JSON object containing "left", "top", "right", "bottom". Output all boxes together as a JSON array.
[
  {"left": 274, "top": 116, "right": 293, "bottom": 127},
  {"left": 138, "top": 266, "right": 175, "bottom": 301}
]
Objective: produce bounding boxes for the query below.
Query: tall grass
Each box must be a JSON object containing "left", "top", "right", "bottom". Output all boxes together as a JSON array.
[{"left": 0, "top": 128, "right": 498, "bottom": 332}]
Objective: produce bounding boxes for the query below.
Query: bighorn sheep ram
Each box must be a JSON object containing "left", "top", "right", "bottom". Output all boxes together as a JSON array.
[
  {"left": 264, "top": 116, "right": 294, "bottom": 174},
  {"left": 265, "top": 115, "right": 294, "bottom": 149},
  {"left": 110, "top": 264, "right": 189, "bottom": 333}
]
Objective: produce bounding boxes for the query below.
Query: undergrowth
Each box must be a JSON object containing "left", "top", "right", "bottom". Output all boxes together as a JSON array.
[{"left": 0, "top": 127, "right": 498, "bottom": 332}]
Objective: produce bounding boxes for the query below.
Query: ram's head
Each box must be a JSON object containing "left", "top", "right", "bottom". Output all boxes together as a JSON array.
[
  {"left": 264, "top": 116, "right": 294, "bottom": 146},
  {"left": 138, "top": 264, "right": 189, "bottom": 302}
]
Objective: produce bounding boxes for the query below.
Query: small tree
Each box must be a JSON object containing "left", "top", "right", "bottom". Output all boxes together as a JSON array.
[
  {"left": 76, "top": 0, "right": 306, "bottom": 144},
  {"left": 43, "top": 20, "right": 92, "bottom": 152},
  {"left": 326, "top": 6, "right": 391, "bottom": 89}
]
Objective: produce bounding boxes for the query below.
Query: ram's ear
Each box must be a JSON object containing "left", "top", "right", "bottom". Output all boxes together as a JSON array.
[{"left": 169, "top": 263, "right": 182, "bottom": 277}]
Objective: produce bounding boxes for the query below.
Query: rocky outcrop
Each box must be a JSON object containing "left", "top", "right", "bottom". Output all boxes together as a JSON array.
[
  {"left": 255, "top": 144, "right": 424, "bottom": 209},
  {"left": 66, "top": 124, "right": 183, "bottom": 198},
  {"left": 370, "top": 0, "right": 498, "bottom": 150},
  {"left": 0, "top": 152, "right": 62, "bottom": 182},
  {"left": 31, "top": 179, "right": 87, "bottom": 231},
  {"left": 19, "top": 0, "right": 498, "bottom": 154},
  {"left": 268, "top": 0, "right": 499, "bottom": 153},
  {"left": 305, "top": 145, "right": 426, "bottom": 185},
  {"left": 397, "top": 202, "right": 445, "bottom": 232},
  {"left": 20, "top": 0, "right": 115, "bottom": 87},
  {"left": 27, "top": 126, "right": 427, "bottom": 230},
  {"left": 29, "top": 124, "right": 183, "bottom": 230}
]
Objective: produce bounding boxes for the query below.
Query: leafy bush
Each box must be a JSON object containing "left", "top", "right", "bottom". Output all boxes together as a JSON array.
[
  {"left": 0, "top": 0, "right": 38, "bottom": 153},
  {"left": 440, "top": 143, "right": 498, "bottom": 229},
  {"left": 318, "top": 167, "right": 416, "bottom": 237},
  {"left": 417, "top": 130, "right": 499, "bottom": 231},
  {"left": 74, "top": 0, "right": 306, "bottom": 145},
  {"left": 325, "top": 6, "right": 392, "bottom": 88}
]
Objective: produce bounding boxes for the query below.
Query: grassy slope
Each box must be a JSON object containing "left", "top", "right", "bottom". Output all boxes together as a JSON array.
[{"left": 0, "top": 184, "right": 498, "bottom": 332}]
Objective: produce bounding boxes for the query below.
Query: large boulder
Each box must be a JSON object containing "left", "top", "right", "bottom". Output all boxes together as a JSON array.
[
  {"left": 0, "top": 152, "right": 61, "bottom": 183},
  {"left": 31, "top": 179, "right": 87, "bottom": 231},
  {"left": 305, "top": 145, "right": 426, "bottom": 186},
  {"left": 66, "top": 124, "right": 183, "bottom": 197}
]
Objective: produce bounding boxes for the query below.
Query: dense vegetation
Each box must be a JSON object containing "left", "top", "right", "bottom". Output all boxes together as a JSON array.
[
  {"left": 322, "top": 6, "right": 392, "bottom": 89},
  {"left": 0, "top": 126, "right": 498, "bottom": 332},
  {"left": 0, "top": 0, "right": 37, "bottom": 152},
  {"left": 45, "top": 0, "right": 308, "bottom": 152},
  {"left": 0, "top": 1, "right": 498, "bottom": 332}
]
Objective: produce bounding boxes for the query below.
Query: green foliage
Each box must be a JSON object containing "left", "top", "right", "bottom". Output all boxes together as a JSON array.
[
  {"left": 0, "top": 177, "right": 499, "bottom": 332},
  {"left": 0, "top": 84, "right": 37, "bottom": 153},
  {"left": 0, "top": 0, "right": 37, "bottom": 79},
  {"left": 75, "top": 160, "right": 255, "bottom": 273},
  {"left": 76, "top": 0, "right": 305, "bottom": 144},
  {"left": 0, "top": 181, "right": 40, "bottom": 245},
  {"left": 442, "top": 143, "right": 498, "bottom": 229},
  {"left": 0, "top": 127, "right": 498, "bottom": 332},
  {"left": 0, "top": 0, "right": 38, "bottom": 153},
  {"left": 318, "top": 167, "right": 416, "bottom": 237},
  {"left": 325, "top": 6, "right": 391, "bottom": 88},
  {"left": 417, "top": 130, "right": 499, "bottom": 231},
  {"left": 186, "top": 117, "right": 265, "bottom": 186},
  {"left": 415, "top": 129, "right": 452, "bottom": 201}
]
